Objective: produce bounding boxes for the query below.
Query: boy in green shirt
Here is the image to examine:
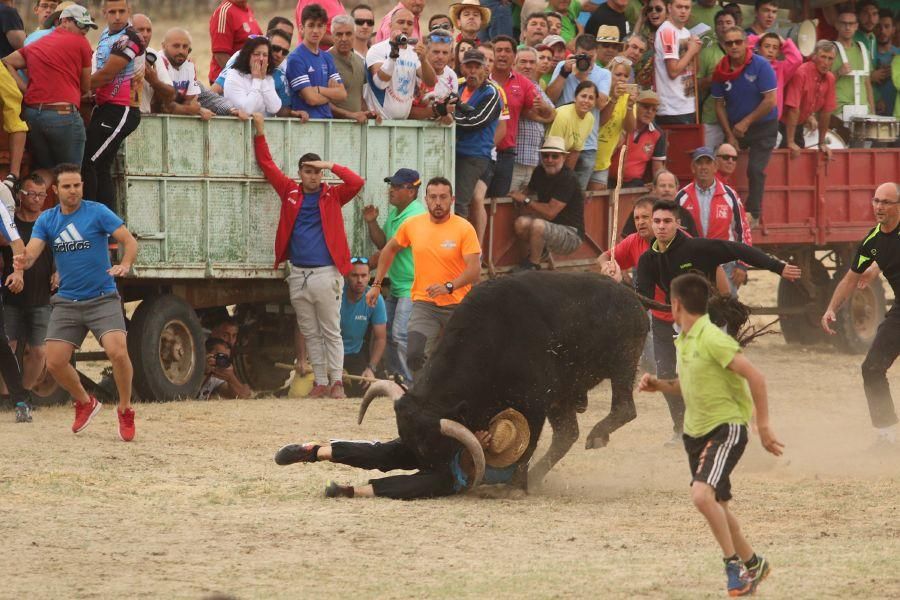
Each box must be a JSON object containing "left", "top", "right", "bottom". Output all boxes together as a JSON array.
[{"left": 639, "top": 273, "right": 784, "bottom": 597}]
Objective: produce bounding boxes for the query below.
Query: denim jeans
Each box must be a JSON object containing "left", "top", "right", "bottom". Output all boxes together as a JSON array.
[
  {"left": 478, "top": 0, "right": 513, "bottom": 40},
  {"left": 23, "top": 106, "right": 86, "bottom": 169},
  {"left": 573, "top": 148, "right": 597, "bottom": 190},
  {"left": 384, "top": 295, "right": 414, "bottom": 383},
  {"left": 737, "top": 118, "right": 778, "bottom": 218}
]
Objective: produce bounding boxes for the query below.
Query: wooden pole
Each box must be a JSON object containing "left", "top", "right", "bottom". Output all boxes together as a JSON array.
[{"left": 608, "top": 144, "right": 629, "bottom": 265}]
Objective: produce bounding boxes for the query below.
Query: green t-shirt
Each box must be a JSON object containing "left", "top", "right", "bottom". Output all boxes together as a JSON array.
[
  {"left": 547, "top": 2, "right": 582, "bottom": 42},
  {"left": 687, "top": 4, "right": 718, "bottom": 30},
  {"left": 853, "top": 30, "right": 876, "bottom": 64},
  {"left": 675, "top": 314, "right": 753, "bottom": 437},
  {"left": 894, "top": 55, "right": 900, "bottom": 119},
  {"left": 698, "top": 43, "right": 724, "bottom": 125},
  {"left": 384, "top": 199, "right": 427, "bottom": 298},
  {"left": 832, "top": 41, "right": 870, "bottom": 114}
]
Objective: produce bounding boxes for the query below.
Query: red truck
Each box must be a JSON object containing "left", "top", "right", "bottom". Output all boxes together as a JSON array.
[{"left": 484, "top": 135, "right": 899, "bottom": 354}]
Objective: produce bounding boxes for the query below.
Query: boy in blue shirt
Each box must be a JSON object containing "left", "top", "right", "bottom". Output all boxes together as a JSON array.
[
  {"left": 15, "top": 164, "right": 139, "bottom": 441},
  {"left": 286, "top": 3, "right": 347, "bottom": 118},
  {"left": 711, "top": 26, "right": 777, "bottom": 221}
]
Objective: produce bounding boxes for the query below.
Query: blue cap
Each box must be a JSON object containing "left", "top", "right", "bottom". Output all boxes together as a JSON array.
[
  {"left": 691, "top": 146, "right": 716, "bottom": 162},
  {"left": 384, "top": 168, "right": 422, "bottom": 186}
]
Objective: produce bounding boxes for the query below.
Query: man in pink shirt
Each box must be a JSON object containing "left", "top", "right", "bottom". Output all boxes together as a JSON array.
[
  {"left": 295, "top": 0, "right": 345, "bottom": 48},
  {"left": 375, "top": 0, "right": 423, "bottom": 43},
  {"left": 782, "top": 40, "right": 838, "bottom": 160}
]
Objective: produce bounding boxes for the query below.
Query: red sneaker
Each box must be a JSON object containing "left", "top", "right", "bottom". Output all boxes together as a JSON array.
[
  {"left": 118, "top": 408, "right": 136, "bottom": 442},
  {"left": 72, "top": 396, "right": 102, "bottom": 434},
  {"left": 329, "top": 381, "right": 346, "bottom": 399},
  {"left": 307, "top": 384, "right": 330, "bottom": 398}
]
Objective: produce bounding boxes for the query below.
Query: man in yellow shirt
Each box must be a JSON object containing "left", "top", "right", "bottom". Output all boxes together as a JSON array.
[{"left": 366, "top": 177, "right": 481, "bottom": 376}]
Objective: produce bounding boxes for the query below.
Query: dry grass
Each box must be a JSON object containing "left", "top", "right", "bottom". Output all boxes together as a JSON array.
[{"left": 2, "top": 273, "right": 900, "bottom": 598}]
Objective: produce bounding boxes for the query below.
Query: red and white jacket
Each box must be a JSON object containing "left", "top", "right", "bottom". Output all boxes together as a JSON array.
[
  {"left": 254, "top": 135, "right": 364, "bottom": 273},
  {"left": 676, "top": 179, "right": 752, "bottom": 246}
]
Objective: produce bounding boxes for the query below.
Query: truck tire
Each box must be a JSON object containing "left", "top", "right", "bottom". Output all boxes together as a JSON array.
[
  {"left": 234, "top": 304, "right": 294, "bottom": 392},
  {"left": 830, "top": 271, "right": 886, "bottom": 354},
  {"left": 128, "top": 294, "right": 205, "bottom": 401},
  {"left": 776, "top": 258, "right": 829, "bottom": 346}
]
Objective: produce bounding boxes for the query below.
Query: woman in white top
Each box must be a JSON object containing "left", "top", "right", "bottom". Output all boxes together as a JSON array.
[{"left": 224, "top": 37, "right": 282, "bottom": 117}]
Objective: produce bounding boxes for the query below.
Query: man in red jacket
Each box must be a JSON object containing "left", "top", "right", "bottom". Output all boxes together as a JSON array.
[{"left": 252, "top": 113, "right": 364, "bottom": 399}]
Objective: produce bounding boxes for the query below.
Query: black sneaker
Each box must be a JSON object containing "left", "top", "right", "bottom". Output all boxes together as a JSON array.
[
  {"left": 324, "top": 480, "right": 354, "bottom": 498},
  {"left": 15, "top": 401, "right": 33, "bottom": 423},
  {"left": 274, "top": 443, "right": 319, "bottom": 465}
]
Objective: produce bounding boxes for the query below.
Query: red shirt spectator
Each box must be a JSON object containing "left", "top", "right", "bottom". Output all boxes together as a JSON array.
[
  {"left": 494, "top": 70, "right": 537, "bottom": 151},
  {"left": 209, "top": 0, "right": 262, "bottom": 82},
  {"left": 18, "top": 28, "right": 92, "bottom": 106},
  {"left": 782, "top": 60, "right": 838, "bottom": 126},
  {"left": 616, "top": 122, "right": 667, "bottom": 184}
]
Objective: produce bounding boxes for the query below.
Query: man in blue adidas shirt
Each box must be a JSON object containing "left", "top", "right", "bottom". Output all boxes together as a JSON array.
[
  {"left": 339, "top": 258, "right": 387, "bottom": 395},
  {"left": 14, "top": 164, "right": 139, "bottom": 442},
  {"left": 286, "top": 3, "right": 346, "bottom": 118}
]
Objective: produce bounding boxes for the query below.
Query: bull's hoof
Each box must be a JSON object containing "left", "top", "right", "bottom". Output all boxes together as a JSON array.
[
  {"left": 471, "top": 484, "right": 528, "bottom": 500},
  {"left": 585, "top": 434, "right": 609, "bottom": 449}
]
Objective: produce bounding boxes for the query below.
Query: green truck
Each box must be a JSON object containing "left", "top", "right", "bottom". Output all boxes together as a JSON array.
[{"left": 40, "top": 116, "right": 454, "bottom": 402}]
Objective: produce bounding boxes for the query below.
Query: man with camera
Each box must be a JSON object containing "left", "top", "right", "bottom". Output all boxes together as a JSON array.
[
  {"left": 409, "top": 28, "right": 458, "bottom": 122},
  {"left": 545, "top": 34, "right": 612, "bottom": 189},
  {"left": 198, "top": 336, "right": 252, "bottom": 400},
  {"left": 364, "top": 7, "right": 436, "bottom": 120}
]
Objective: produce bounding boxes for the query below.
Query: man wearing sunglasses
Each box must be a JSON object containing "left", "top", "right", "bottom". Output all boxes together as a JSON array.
[
  {"left": 714, "top": 142, "right": 738, "bottom": 186},
  {"left": 350, "top": 4, "right": 374, "bottom": 58},
  {"left": 823, "top": 183, "right": 900, "bottom": 448},
  {"left": 362, "top": 169, "right": 426, "bottom": 383}
]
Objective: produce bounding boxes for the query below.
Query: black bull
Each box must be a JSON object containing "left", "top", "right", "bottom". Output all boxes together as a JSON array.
[{"left": 359, "top": 271, "right": 669, "bottom": 490}]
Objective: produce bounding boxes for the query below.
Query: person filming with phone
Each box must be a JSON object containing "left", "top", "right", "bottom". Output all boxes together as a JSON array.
[{"left": 198, "top": 337, "right": 252, "bottom": 400}]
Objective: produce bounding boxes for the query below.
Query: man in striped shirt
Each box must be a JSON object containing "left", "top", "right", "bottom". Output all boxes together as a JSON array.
[{"left": 209, "top": 0, "right": 262, "bottom": 83}]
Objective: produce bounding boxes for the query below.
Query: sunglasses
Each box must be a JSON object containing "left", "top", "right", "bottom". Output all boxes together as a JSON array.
[
  {"left": 355, "top": 18, "right": 375, "bottom": 26},
  {"left": 723, "top": 39, "right": 744, "bottom": 47},
  {"left": 717, "top": 154, "right": 738, "bottom": 161},
  {"left": 646, "top": 5, "right": 665, "bottom": 13},
  {"left": 430, "top": 22, "right": 452, "bottom": 31},
  {"left": 427, "top": 33, "right": 453, "bottom": 44},
  {"left": 350, "top": 257, "right": 370, "bottom": 264},
  {"left": 271, "top": 45, "right": 289, "bottom": 56},
  {"left": 610, "top": 55, "right": 632, "bottom": 66}
]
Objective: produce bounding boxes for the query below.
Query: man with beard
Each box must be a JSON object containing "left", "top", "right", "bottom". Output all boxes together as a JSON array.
[
  {"left": 365, "top": 177, "right": 480, "bottom": 378},
  {"left": 855, "top": 0, "right": 879, "bottom": 60},
  {"left": 159, "top": 28, "right": 212, "bottom": 119}
]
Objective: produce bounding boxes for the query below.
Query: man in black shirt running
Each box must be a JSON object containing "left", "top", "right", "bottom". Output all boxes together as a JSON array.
[
  {"left": 636, "top": 200, "right": 801, "bottom": 439},
  {"left": 823, "top": 182, "right": 900, "bottom": 447}
]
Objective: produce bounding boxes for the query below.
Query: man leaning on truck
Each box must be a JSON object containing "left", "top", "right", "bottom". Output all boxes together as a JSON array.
[{"left": 251, "top": 112, "right": 365, "bottom": 399}]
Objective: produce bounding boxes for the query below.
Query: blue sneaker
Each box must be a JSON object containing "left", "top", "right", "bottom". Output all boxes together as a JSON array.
[
  {"left": 745, "top": 555, "right": 771, "bottom": 593},
  {"left": 15, "top": 401, "right": 33, "bottom": 423},
  {"left": 726, "top": 559, "right": 752, "bottom": 597}
]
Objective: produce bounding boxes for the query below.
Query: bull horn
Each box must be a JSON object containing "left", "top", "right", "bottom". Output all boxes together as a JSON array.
[
  {"left": 440, "top": 419, "right": 486, "bottom": 489},
  {"left": 358, "top": 380, "right": 404, "bottom": 425}
]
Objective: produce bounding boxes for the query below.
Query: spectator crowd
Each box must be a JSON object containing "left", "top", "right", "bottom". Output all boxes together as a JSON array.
[{"left": 0, "top": 0, "right": 898, "bottom": 422}]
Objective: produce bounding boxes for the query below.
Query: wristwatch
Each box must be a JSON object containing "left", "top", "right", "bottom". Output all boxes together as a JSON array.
[
  {"left": 444, "top": 281, "right": 454, "bottom": 294},
  {"left": 523, "top": 196, "right": 531, "bottom": 205}
]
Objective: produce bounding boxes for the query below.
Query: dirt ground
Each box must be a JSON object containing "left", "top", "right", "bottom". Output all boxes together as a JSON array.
[{"left": 1, "top": 272, "right": 899, "bottom": 599}]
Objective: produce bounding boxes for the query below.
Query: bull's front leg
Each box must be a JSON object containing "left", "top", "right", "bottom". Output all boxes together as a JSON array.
[
  {"left": 584, "top": 375, "right": 637, "bottom": 449},
  {"left": 528, "top": 405, "right": 579, "bottom": 489}
]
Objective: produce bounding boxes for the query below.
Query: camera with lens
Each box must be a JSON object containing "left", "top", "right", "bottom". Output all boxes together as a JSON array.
[
  {"left": 145, "top": 50, "right": 157, "bottom": 66},
  {"left": 434, "top": 92, "right": 474, "bottom": 117},
  {"left": 213, "top": 352, "right": 232, "bottom": 369},
  {"left": 389, "top": 34, "right": 418, "bottom": 58},
  {"left": 573, "top": 53, "right": 592, "bottom": 72}
]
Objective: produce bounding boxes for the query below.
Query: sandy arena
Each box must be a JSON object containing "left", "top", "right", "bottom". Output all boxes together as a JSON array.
[{"left": 1, "top": 272, "right": 899, "bottom": 599}]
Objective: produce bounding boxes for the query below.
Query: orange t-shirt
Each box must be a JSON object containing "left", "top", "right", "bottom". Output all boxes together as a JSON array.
[{"left": 393, "top": 214, "right": 481, "bottom": 306}]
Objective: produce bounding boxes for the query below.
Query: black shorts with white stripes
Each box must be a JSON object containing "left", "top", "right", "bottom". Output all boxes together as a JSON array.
[{"left": 684, "top": 423, "right": 748, "bottom": 502}]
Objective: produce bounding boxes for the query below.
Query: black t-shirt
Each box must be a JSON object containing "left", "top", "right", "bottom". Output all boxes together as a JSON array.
[
  {"left": 585, "top": 4, "right": 629, "bottom": 41},
  {"left": 527, "top": 166, "right": 585, "bottom": 237},
  {"left": 2, "top": 216, "right": 54, "bottom": 307},
  {"left": 851, "top": 223, "right": 900, "bottom": 301},
  {"left": 0, "top": 5, "right": 23, "bottom": 59}
]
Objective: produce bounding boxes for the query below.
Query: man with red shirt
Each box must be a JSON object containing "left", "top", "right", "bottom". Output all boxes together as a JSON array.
[
  {"left": 483, "top": 35, "right": 553, "bottom": 201},
  {"left": 3, "top": 4, "right": 92, "bottom": 182},
  {"left": 615, "top": 90, "right": 666, "bottom": 187},
  {"left": 251, "top": 113, "right": 364, "bottom": 399},
  {"left": 209, "top": 0, "right": 262, "bottom": 83},
  {"left": 782, "top": 40, "right": 838, "bottom": 161}
]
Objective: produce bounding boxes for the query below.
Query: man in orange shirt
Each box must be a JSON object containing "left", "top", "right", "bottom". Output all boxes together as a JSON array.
[{"left": 366, "top": 177, "right": 481, "bottom": 376}]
